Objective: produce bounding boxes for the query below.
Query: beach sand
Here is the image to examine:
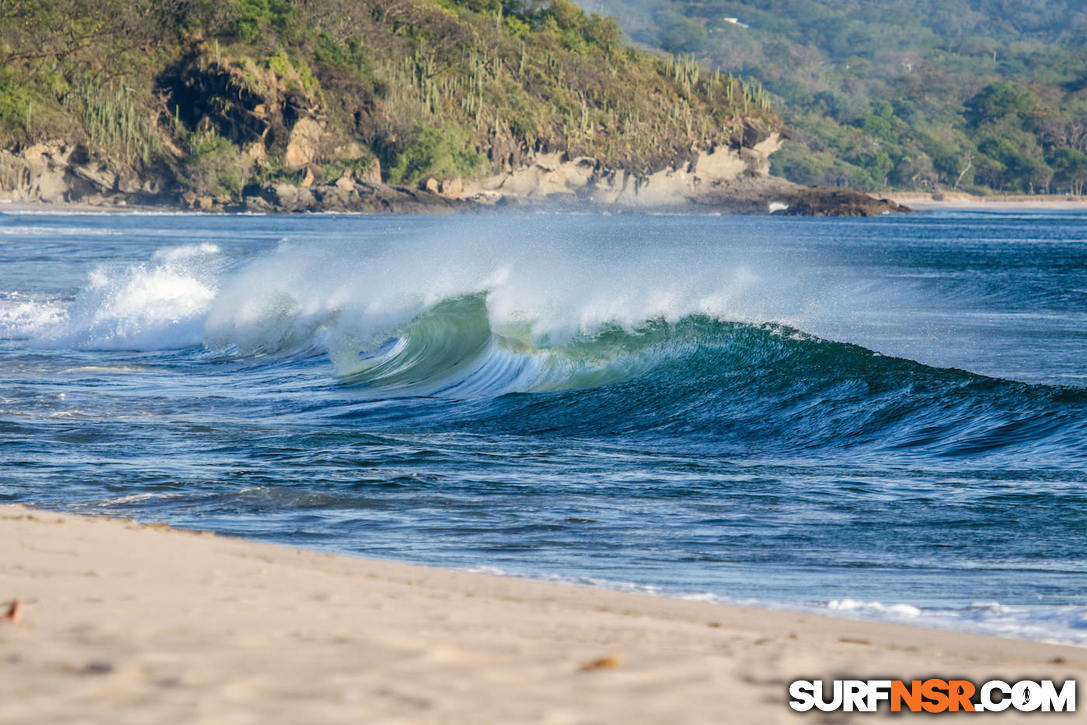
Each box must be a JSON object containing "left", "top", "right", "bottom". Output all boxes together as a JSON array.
[
  {"left": 890, "top": 192, "right": 1087, "bottom": 211},
  {"left": 1, "top": 504, "right": 1081, "bottom": 723}
]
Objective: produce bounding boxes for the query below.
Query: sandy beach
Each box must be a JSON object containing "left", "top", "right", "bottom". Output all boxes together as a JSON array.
[
  {"left": 890, "top": 192, "right": 1087, "bottom": 211},
  {"left": 0, "top": 504, "right": 1081, "bottom": 723}
]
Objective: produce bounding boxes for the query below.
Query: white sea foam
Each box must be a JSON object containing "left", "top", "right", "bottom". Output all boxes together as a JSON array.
[
  {"left": 824, "top": 598, "right": 1087, "bottom": 646},
  {"left": 18, "top": 225, "right": 812, "bottom": 357},
  {"left": 94, "top": 492, "right": 185, "bottom": 506},
  {"left": 3, "top": 242, "right": 222, "bottom": 349},
  {"left": 201, "top": 232, "right": 773, "bottom": 373},
  {"left": 59, "top": 365, "right": 154, "bottom": 375},
  {"left": 0, "top": 293, "right": 69, "bottom": 337},
  {"left": 0, "top": 212, "right": 951, "bottom": 369},
  {"left": 828, "top": 597, "right": 922, "bottom": 618},
  {"left": 468, "top": 566, "right": 1087, "bottom": 645}
]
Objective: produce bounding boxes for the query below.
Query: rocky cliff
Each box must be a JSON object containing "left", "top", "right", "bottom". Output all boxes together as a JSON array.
[
  {"left": 0, "top": 129, "right": 906, "bottom": 216},
  {"left": 0, "top": 1, "right": 907, "bottom": 216},
  {"left": 465, "top": 124, "right": 781, "bottom": 208}
]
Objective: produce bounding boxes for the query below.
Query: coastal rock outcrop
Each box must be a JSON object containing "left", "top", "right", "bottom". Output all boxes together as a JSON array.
[
  {"left": 0, "top": 134, "right": 908, "bottom": 217},
  {"left": 0, "top": 143, "right": 167, "bottom": 206},
  {"left": 463, "top": 130, "right": 783, "bottom": 209},
  {"left": 770, "top": 188, "right": 911, "bottom": 217}
]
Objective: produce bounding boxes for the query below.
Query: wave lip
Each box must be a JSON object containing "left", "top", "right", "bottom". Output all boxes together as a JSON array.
[{"left": 333, "top": 294, "right": 676, "bottom": 397}]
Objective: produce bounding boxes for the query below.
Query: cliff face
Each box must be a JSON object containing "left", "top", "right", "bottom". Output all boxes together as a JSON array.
[
  {"left": 0, "top": 130, "right": 907, "bottom": 216},
  {"left": 0, "top": 134, "right": 780, "bottom": 212},
  {"left": 0, "top": 143, "right": 168, "bottom": 207},
  {"left": 0, "top": 121, "right": 780, "bottom": 210},
  {"left": 466, "top": 128, "right": 782, "bottom": 208},
  {"left": 0, "top": 140, "right": 447, "bottom": 213}
]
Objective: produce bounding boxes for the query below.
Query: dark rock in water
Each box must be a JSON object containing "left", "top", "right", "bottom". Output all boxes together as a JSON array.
[{"left": 774, "top": 188, "right": 912, "bottom": 217}]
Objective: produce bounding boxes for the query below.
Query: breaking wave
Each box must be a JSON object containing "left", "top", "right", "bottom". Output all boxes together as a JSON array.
[{"left": 4, "top": 240, "right": 1084, "bottom": 459}]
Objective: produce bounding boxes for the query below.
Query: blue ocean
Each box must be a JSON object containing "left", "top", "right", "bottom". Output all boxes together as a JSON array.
[{"left": 2, "top": 209, "right": 1085, "bottom": 643}]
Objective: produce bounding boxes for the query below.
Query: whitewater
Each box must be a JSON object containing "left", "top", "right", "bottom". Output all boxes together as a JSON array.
[{"left": 2, "top": 210, "right": 1085, "bottom": 644}]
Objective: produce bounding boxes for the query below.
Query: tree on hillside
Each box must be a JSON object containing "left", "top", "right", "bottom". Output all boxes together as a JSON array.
[
  {"left": 1047, "top": 147, "right": 1087, "bottom": 194},
  {"left": 586, "top": 0, "right": 1087, "bottom": 194},
  {"left": 965, "top": 82, "right": 1041, "bottom": 127}
]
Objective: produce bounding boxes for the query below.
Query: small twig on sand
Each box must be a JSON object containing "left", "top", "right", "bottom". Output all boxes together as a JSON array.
[{"left": 3, "top": 599, "right": 22, "bottom": 624}]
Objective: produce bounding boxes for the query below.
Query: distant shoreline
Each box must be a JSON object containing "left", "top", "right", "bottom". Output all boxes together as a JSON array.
[
  {"left": 1, "top": 503, "right": 1083, "bottom": 723},
  {"left": 890, "top": 192, "right": 1087, "bottom": 210},
  {"left": 6, "top": 192, "right": 1085, "bottom": 217}
]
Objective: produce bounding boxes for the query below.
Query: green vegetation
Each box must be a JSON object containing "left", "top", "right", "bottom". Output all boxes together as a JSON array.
[
  {"left": 68, "top": 83, "right": 161, "bottom": 166},
  {"left": 180, "top": 131, "right": 249, "bottom": 197},
  {"left": 583, "top": 0, "right": 1087, "bottom": 194},
  {"left": 387, "top": 125, "right": 486, "bottom": 184},
  {"left": 0, "top": 0, "right": 778, "bottom": 198}
]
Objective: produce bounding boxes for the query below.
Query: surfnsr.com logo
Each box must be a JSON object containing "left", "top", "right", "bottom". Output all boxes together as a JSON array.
[{"left": 789, "top": 679, "right": 1076, "bottom": 713}]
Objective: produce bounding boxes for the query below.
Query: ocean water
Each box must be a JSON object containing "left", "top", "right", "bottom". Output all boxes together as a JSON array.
[{"left": 2, "top": 209, "right": 1086, "bottom": 644}]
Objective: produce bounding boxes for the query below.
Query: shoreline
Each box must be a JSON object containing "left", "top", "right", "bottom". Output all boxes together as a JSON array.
[
  {"left": 1, "top": 175, "right": 910, "bottom": 217},
  {"left": 1, "top": 504, "right": 1082, "bottom": 723},
  {"left": 8, "top": 192, "right": 1087, "bottom": 218},
  {"left": 889, "top": 192, "right": 1087, "bottom": 210}
]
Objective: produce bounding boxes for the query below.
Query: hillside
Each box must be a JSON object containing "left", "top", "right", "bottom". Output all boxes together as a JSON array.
[
  {"left": 581, "top": 0, "right": 1087, "bottom": 195},
  {"left": 0, "top": 0, "right": 806, "bottom": 212}
]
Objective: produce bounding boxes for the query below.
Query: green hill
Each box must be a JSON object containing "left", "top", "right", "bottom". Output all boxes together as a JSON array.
[
  {"left": 0, "top": 0, "right": 778, "bottom": 204},
  {"left": 581, "top": 0, "right": 1087, "bottom": 195}
]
